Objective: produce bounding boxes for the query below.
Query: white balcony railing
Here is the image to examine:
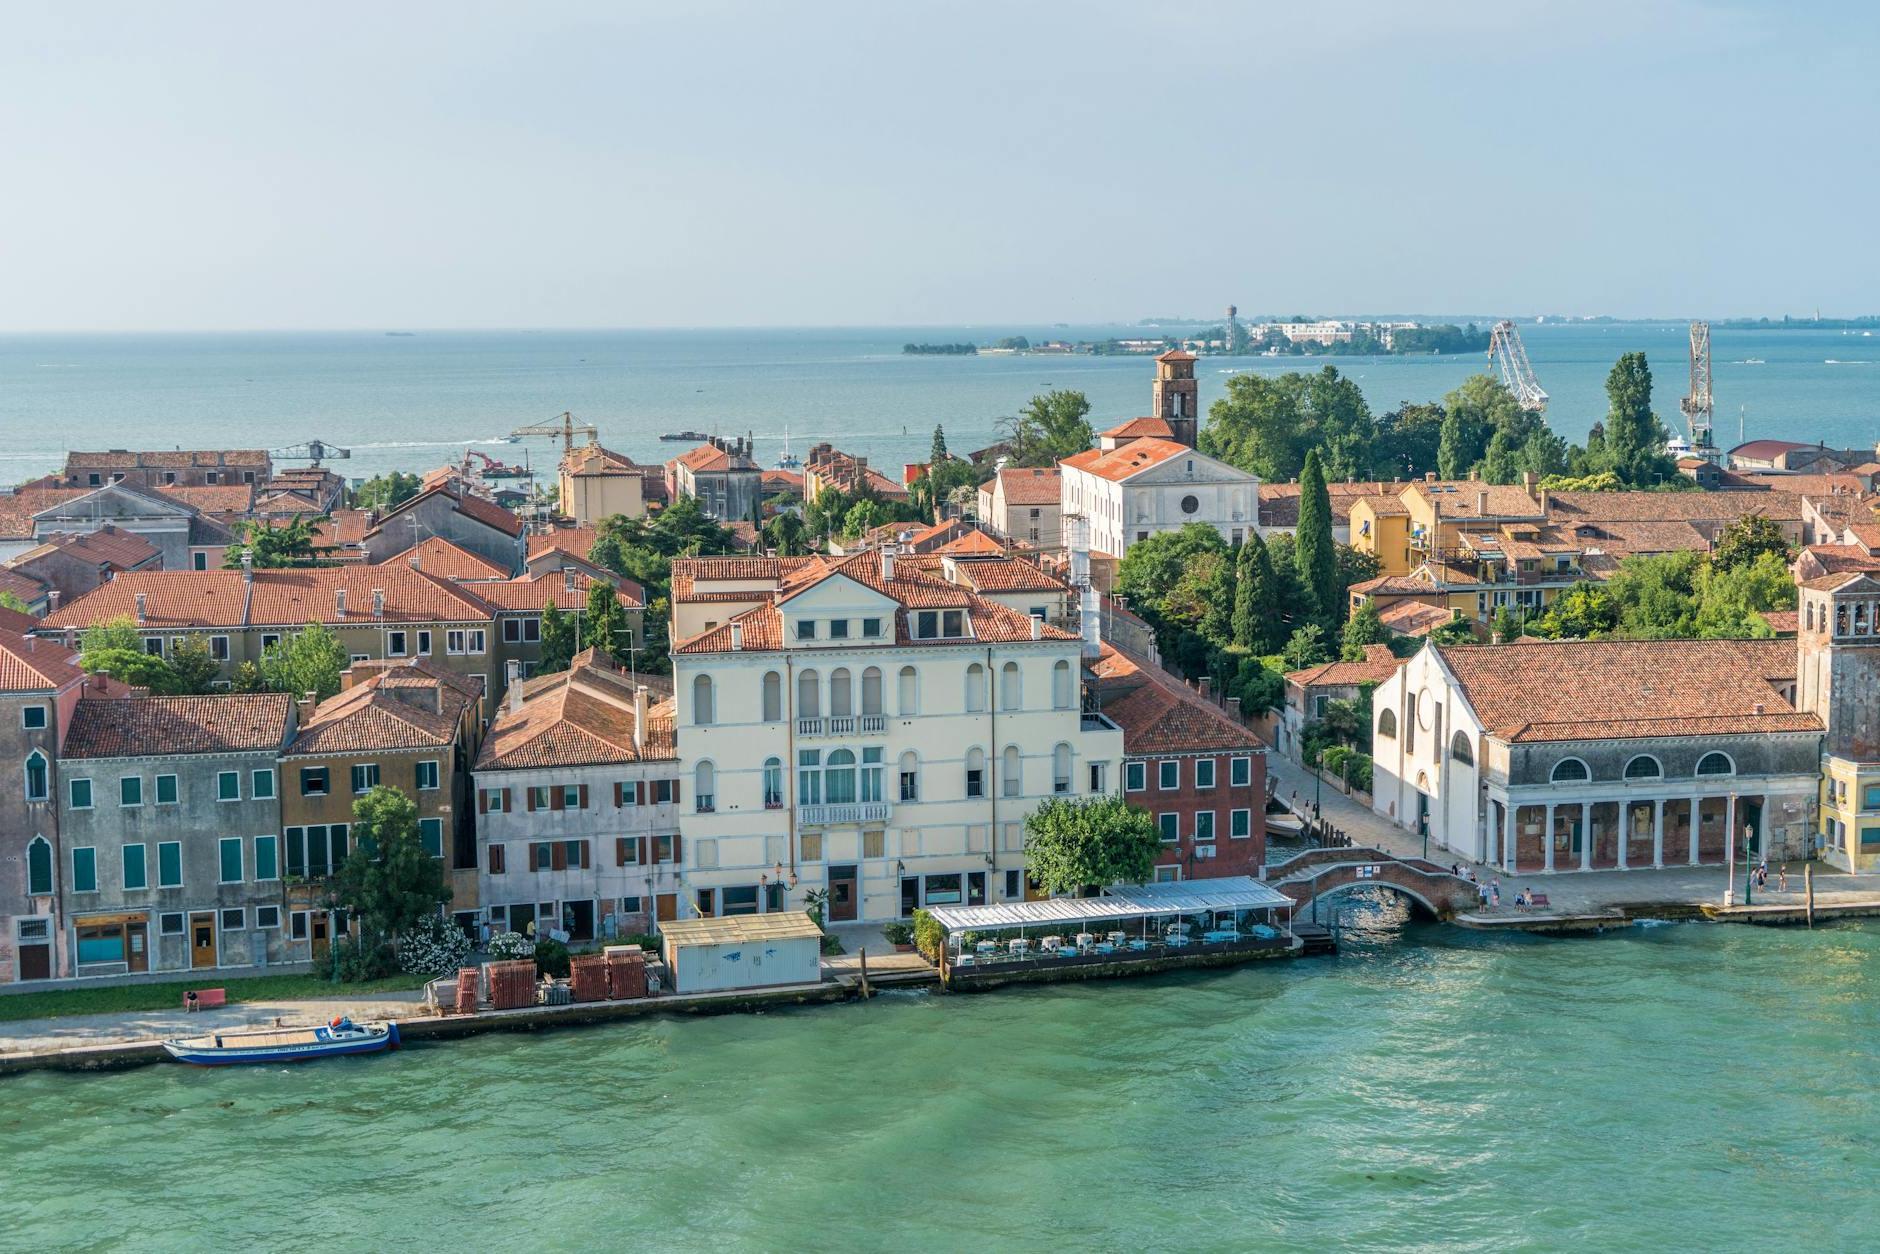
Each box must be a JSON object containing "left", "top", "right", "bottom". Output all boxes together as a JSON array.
[
  {"left": 798, "top": 801, "right": 891, "bottom": 826},
  {"left": 797, "top": 715, "right": 888, "bottom": 737}
]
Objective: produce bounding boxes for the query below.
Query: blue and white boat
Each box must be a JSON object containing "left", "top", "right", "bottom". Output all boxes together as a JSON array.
[{"left": 163, "top": 1017, "right": 400, "bottom": 1066}]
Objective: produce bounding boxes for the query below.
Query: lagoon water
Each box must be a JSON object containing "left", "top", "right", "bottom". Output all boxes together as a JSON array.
[
  {"left": 4, "top": 901, "right": 1877, "bottom": 1251},
  {"left": 3, "top": 322, "right": 1878, "bottom": 485}
]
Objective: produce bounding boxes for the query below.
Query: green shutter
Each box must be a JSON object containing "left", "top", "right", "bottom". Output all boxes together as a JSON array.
[
  {"left": 70, "top": 778, "right": 91, "bottom": 809},
  {"left": 28, "top": 839, "right": 52, "bottom": 895},
  {"left": 123, "top": 845, "right": 147, "bottom": 890},
  {"left": 420, "top": 819, "right": 443, "bottom": 858},
  {"left": 219, "top": 772, "right": 239, "bottom": 801},
  {"left": 120, "top": 777, "right": 141, "bottom": 806},
  {"left": 156, "top": 775, "right": 177, "bottom": 804},
  {"left": 220, "top": 838, "right": 243, "bottom": 883},
  {"left": 252, "top": 769, "right": 275, "bottom": 799},
  {"left": 255, "top": 836, "right": 278, "bottom": 881},
  {"left": 72, "top": 847, "right": 96, "bottom": 893},
  {"left": 159, "top": 842, "right": 182, "bottom": 887}
]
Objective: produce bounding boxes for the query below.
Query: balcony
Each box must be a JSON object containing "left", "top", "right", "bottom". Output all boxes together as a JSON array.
[
  {"left": 797, "top": 714, "right": 888, "bottom": 737},
  {"left": 798, "top": 801, "right": 892, "bottom": 827}
]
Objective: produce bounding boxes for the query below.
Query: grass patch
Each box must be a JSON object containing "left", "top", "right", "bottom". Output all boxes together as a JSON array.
[{"left": 0, "top": 972, "right": 428, "bottom": 1023}]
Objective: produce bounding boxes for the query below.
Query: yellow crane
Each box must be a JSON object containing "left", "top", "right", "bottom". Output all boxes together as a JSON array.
[{"left": 509, "top": 411, "right": 598, "bottom": 456}]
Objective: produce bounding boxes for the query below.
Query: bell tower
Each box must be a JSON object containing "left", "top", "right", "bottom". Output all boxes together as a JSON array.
[{"left": 1152, "top": 349, "right": 1199, "bottom": 448}]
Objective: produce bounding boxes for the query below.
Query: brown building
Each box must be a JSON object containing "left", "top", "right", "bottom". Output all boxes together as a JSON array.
[
  {"left": 0, "top": 631, "right": 87, "bottom": 983},
  {"left": 1151, "top": 349, "right": 1199, "bottom": 448},
  {"left": 6, "top": 526, "right": 161, "bottom": 611},
  {"left": 360, "top": 480, "right": 527, "bottom": 573},
  {"left": 61, "top": 449, "right": 272, "bottom": 490}
]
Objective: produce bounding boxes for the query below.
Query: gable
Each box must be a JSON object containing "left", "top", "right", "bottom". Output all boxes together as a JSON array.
[
  {"left": 34, "top": 484, "right": 196, "bottom": 523},
  {"left": 777, "top": 572, "right": 901, "bottom": 614},
  {"left": 1124, "top": 448, "right": 1257, "bottom": 488}
]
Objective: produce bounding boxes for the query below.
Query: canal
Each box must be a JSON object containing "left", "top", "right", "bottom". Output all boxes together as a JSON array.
[{"left": 2, "top": 895, "right": 1874, "bottom": 1250}]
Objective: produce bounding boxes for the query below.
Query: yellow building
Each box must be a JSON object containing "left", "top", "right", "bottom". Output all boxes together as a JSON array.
[{"left": 559, "top": 445, "right": 647, "bottom": 527}]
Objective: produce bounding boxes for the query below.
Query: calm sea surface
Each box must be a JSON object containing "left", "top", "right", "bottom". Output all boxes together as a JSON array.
[
  {"left": 3, "top": 901, "right": 1877, "bottom": 1251},
  {"left": 2, "top": 323, "right": 1878, "bottom": 484}
]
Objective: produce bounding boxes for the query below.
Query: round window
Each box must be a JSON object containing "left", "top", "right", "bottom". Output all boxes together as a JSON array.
[{"left": 1180, "top": 494, "right": 1199, "bottom": 515}]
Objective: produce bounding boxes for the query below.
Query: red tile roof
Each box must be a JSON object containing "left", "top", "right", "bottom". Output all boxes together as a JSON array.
[
  {"left": 381, "top": 536, "right": 510, "bottom": 581},
  {"left": 10, "top": 526, "right": 161, "bottom": 572},
  {"left": 366, "top": 482, "right": 524, "bottom": 540},
  {"left": 0, "top": 629, "right": 83, "bottom": 691},
  {"left": 1439, "top": 639, "right": 1817, "bottom": 743},
  {"left": 1728, "top": 439, "right": 1815, "bottom": 460},
  {"left": 474, "top": 569, "right": 644, "bottom": 612},
  {"left": 0, "top": 605, "right": 40, "bottom": 635},
  {"left": 65, "top": 449, "right": 269, "bottom": 469},
  {"left": 63, "top": 692, "right": 292, "bottom": 758},
  {"left": 477, "top": 650, "right": 676, "bottom": 769},
  {"left": 1091, "top": 643, "right": 1261, "bottom": 755},
  {"left": 1546, "top": 489, "right": 1802, "bottom": 525},
  {"left": 1286, "top": 644, "right": 1406, "bottom": 690},
  {"left": 527, "top": 527, "right": 599, "bottom": 563},
  {"left": 287, "top": 662, "right": 473, "bottom": 755},
  {"left": 1059, "top": 438, "right": 1194, "bottom": 483},
  {"left": 42, "top": 567, "right": 499, "bottom": 631},
  {"left": 0, "top": 568, "right": 48, "bottom": 605},
  {"left": 995, "top": 465, "right": 1063, "bottom": 505},
  {"left": 1100, "top": 417, "right": 1175, "bottom": 441}
]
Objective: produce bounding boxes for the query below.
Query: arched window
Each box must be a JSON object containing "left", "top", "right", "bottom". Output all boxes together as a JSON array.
[
  {"left": 898, "top": 665, "right": 918, "bottom": 715},
  {"left": 1053, "top": 743, "right": 1072, "bottom": 793},
  {"left": 693, "top": 761, "right": 716, "bottom": 812},
  {"left": 762, "top": 757, "right": 784, "bottom": 809},
  {"left": 797, "top": 669, "right": 820, "bottom": 718},
  {"left": 1624, "top": 755, "right": 1662, "bottom": 780},
  {"left": 1697, "top": 752, "right": 1735, "bottom": 776},
  {"left": 762, "top": 671, "right": 782, "bottom": 723},
  {"left": 825, "top": 749, "right": 858, "bottom": 803},
  {"left": 1002, "top": 745, "right": 1022, "bottom": 797},
  {"left": 26, "top": 835, "right": 52, "bottom": 896},
  {"left": 1000, "top": 662, "right": 1021, "bottom": 711},
  {"left": 1051, "top": 659, "right": 1072, "bottom": 710},
  {"left": 966, "top": 663, "right": 986, "bottom": 713},
  {"left": 1550, "top": 758, "right": 1590, "bottom": 783},
  {"left": 692, "top": 674, "right": 715, "bottom": 726},
  {"left": 1377, "top": 709, "right": 1398, "bottom": 738},
  {"left": 829, "top": 668, "right": 853, "bottom": 718},
  {"left": 23, "top": 751, "right": 48, "bottom": 802},
  {"left": 898, "top": 751, "right": 920, "bottom": 802},
  {"left": 861, "top": 667, "right": 883, "bottom": 716},
  {"left": 1449, "top": 732, "right": 1473, "bottom": 767},
  {"left": 965, "top": 747, "right": 985, "bottom": 798}
]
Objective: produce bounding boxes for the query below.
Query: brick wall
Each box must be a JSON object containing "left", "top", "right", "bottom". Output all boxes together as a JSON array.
[{"left": 1125, "top": 750, "right": 1267, "bottom": 880}]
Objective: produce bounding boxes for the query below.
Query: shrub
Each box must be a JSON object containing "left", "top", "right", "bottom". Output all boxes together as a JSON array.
[
  {"left": 533, "top": 937, "right": 571, "bottom": 978},
  {"left": 330, "top": 932, "right": 394, "bottom": 983},
  {"left": 398, "top": 913, "right": 472, "bottom": 977},
  {"left": 881, "top": 921, "right": 914, "bottom": 946},
  {"left": 487, "top": 930, "right": 534, "bottom": 961},
  {"left": 1320, "top": 744, "right": 1351, "bottom": 776},
  {"left": 912, "top": 909, "right": 945, "bottom": 962},
  {"left": 626, "top": 932, "right": 661, "bottom": 952},
  {"left": 1347, "top": 752, "right": 1374, "bottom": 793}
]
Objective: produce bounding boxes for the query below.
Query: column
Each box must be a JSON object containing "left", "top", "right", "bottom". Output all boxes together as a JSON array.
[
  {"left": 1503, "top": 802, "right": 1516, "bottom": 874},
  {"left": 1652, "top": 799, "right": 1664, "bottom": 869},
  {"left": 1580, "top": 802, "right": 1592, "bottom": 872},
  {"left": 1617, "top": 803, "right": 1628, "bottom": 871},
  {"left": 1724, "top": 794, "right": 1737, "bottom": 871},
  {"left": 1543, "top": 803, "right": 1555, "bottom": 873},
  {"left": 1688, "top": 796, "right": 1701, "bottom": 865}
]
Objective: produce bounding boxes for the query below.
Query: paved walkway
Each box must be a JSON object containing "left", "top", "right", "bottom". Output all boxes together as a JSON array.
[
  {"left": 1262, "top": 750, "right": 1880, "bottom": 916},
  {"left": 0, "top": 990, "right": 427, "bottom": 1059}
]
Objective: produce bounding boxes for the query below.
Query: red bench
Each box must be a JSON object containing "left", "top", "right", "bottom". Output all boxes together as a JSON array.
[
  {"left": 1529, "top": 894, "right": 1551, "bottom": 909},
  {"left": 184, "top": 987, "right": 227, "bottom": 1012}
]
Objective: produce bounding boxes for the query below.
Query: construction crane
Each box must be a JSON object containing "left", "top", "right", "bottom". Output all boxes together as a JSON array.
[
  {"left": 509, "top": 411, "right": 598, "bottom": 456},
  {"left": 268, "top": 439, "right": 351, "bottom": 466},
  {"left": 1679, "top": 321, "right": 1717, "bottom": 459},
  {"left": 1487, "top": 321, "right": 1549, "bottom": 414}
]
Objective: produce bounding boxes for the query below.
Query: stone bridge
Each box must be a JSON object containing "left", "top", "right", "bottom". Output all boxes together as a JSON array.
[{"left": 1265, "top": 847, "right": 1480, "bottom": 921}]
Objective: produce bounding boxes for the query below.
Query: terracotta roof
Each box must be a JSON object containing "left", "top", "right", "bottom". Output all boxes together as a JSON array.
[
  {"left": 527, "top": 527, "right": 599, "bottom": 563},
  {"left": 288, "top": 661, "right": 473, "bottom": 756},
  {"left": 157, "top": 484, "right": 257, "bottom": 517},
  {"left": 1155, "top": 349, "right": 1197, "bottom": 362},
  {"left": 0, "top": 629, "right": 83, "bottom": 691},
  {"left": 995, "top": 466, "right": 1063, "bottom": 505},
  {"left": 315, "top": 509, "right": 373, "bottom": 547},
  {"left": 474, "top": 569, "right": 644, "bottom": 611},
  {"left": 762, "top": 469, "right": 804, "bottom": 494},
  {"left": 0, "top": 605, "right": 40, "bottom": 635},
  {"left": 1059, "top": 438, "right": 1195, "bottom": 484},
  {"left": 0, "top": 489, "right": 89, "bottom": 539},
  {"left": 9, "top": 526, "right": 161, "bottom": 572},
  {"left": 1378, "top": 601, "right": 1457, "bottom": 637},
  {"left": 933, "top": 529, "right": 1008, "bottom": 557},
  {"left": 0, "top": 568, "right": 48, "bottom": 604},
  {"left": 1286, "top": 644, "right": 1405, "bottom": 689},
  {"left": 1410, "top": 482, "right": 1542, "bottom": 519},
  {"left": 42, "top": 567, "right": 498, "bottom": 631},
  {"left": 1439, "top": 639, "right": 1817, "bottom": 743},
  {"left": 1091, "top": 643, "right": 1261, "bottom": 755},
  {"left": 949, "top": 555, "right": 1068, "bottom": 594},
  {"left": 382, "top": 536, "right": 510, "bottom": 581},
  {"left": 674, "top": 442, "right": 757, "bottom": 474},
  {"left": 563, "top": 444, "right": 646, "bottom": 479},
  {"left": 1098, "top": 417, "right": 1174, "bottom": 441},
  {"left": 1568, "top": 518, "right": 1713, "bottom": 555},
  {"left": 1350, "top": 573, "right": 1438, "bottom": 597},
  {"left": 1799, "top": 544, "right": 1880, "bottom": 576},
  {"left": 1729, "top": 439, "right": 1816, "bottom": 460},
  {"left": 63, "top": 692, "right": 292, "bottom": 758},
  {"left": 477, "top": 650, "right": 676, "bottom": 769},
  {"left": 1260, "top": 481, "right": 1412, "bottom": 529},
  {"left": 1546, "top": 490, "right": 1802, "bottom": 524},
  {"left": 1758, "top": 609, "right": 1800, "bottom": 635}
]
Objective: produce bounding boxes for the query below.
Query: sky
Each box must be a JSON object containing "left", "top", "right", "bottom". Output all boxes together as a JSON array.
[{"left": 2, "top": 1, "right": 1877, "bottom": 331}]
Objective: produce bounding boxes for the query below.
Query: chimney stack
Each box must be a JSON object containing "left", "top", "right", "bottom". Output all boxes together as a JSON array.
[
  {"left": 730, "top": 621, "right": 743, "bottom": 650},
  {"left": 47, "top": 589, "right": 60, "bottom": 613},
  {"left": 1029, "top": 615, "right": 1043, "bottom": 640},
  {"left": 335, "top": 588, "right": 347, "bottom": 619},
  {"left": 564, "top": 568, "right": 578, "bottom": 594},
  {"left": 241, "top": 547, "right": 254, "bottom": 581},
  {"left": 1080, "top": 585, "right": 1103, "bottom": 659},
  {"left": 297, "top": 689, "right": 318, "bottom": 724},
  {"left": 1226, "top": 696, "right": 1242, "bottom": 722},
  {"left": 881, "top": 547, "right": 895, "bottom": 582},
  {"left": 133, "top": 592, "right": 147, "bottom": 625},
  {"left": 633, "top": 685, "right": 648, "bottom": 752},
  {"left": 506, "top": 658, "right": 523, "bottom": 714},
  {"left": 372, "top": 588, "right": 385, "bottom": 619},
  {"left": 1476, "top": 489, "right": 1489, "bottom": 515}
]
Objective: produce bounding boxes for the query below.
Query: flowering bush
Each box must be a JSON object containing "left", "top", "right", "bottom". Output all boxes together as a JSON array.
[
  {"left": 399, "top": 913, "right": 473, "bottom": 976},
  {"left": 486, "top": 930, "right": 535, "bottom": 961}
]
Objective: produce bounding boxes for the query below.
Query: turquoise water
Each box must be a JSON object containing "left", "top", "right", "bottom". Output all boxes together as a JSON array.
[
  {"left": 3, "top": 323, "right": 1876, "bottom": 483},
  {"left": 4, "top": 899, "right": 1877, "bottom": 1251}
]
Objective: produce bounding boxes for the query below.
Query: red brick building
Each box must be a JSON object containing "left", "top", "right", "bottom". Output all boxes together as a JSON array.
[{"left": 1092, "top": 643, "right": 1267, "bottom": 880}]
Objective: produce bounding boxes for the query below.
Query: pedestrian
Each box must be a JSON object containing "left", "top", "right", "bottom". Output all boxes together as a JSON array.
[
  {"left": 1489, "top": 879, "right": 1501, "bottom": 909},
  {"left": 1478, "top": 879, "right": 1490, "bottom": 907},
  {"left": 1777, "top": 866, "right": 1789, "bottom": 893}
]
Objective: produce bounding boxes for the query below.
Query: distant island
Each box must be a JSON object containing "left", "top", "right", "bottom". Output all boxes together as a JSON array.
[
  {"left": 903, "top": 342, "right": 978, "bottom": 355},
  {"left": 1714, "top": 315, "right": 1880, "bottom": 331},
  {"left": 921, "top": 322, "right": 1489, "bottom": 358}
]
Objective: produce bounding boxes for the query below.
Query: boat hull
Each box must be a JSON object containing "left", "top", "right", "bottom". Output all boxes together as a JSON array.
[{"left": 164, "top": 1022, "right": 400, "bottom": 1066}]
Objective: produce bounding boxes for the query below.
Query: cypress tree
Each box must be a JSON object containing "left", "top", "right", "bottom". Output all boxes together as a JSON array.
[
  {"left": 1296, "top": 449, "right": 1339, "bottom": 630},
  {"left": 1233, "top": 531, "right": 1284, "bottom": 654}
]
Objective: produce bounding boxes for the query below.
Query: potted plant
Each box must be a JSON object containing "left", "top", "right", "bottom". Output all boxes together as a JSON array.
[{"left": 882, "top": 921, "right": 915, "bottom": 952}]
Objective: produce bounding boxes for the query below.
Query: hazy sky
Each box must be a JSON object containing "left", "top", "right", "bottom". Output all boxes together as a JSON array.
[{"left": 3, "top": 1, "right": 1876, "bottom": 331}]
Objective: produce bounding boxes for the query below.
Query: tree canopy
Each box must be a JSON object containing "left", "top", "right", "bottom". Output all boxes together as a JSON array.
[
  {"left": 76, "top": 616, "right": 219, "bottom": 694},
  {"left": 224, "top": 514, "right": 333, "bottom": 569},
  {"left": 1295, "top": 450, "right": 1340, "bottom": 629},
  {"left": 1200, "top": 366, "right": 1375, "bottom": 483},
  {"left": 260, "top": 622, "right": 348, "bottom": 701},
  {"left": 333, "top": 786, "right": 451, "bottom": 940},
  {"left": 1004, "top": 389, "right": 1095, "bottom": 468},
  {"left": 1021, "top": 795, "right": 1164, "bottom": 895},
  {"left": 352, "top": 471, "right": 422, "bottom": 512}
]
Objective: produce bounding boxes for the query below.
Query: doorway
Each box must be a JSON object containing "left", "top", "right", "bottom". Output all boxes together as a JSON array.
[
  {"left": 189, "top": 911, "right": 217, "bottom": 969},
  {"left": 310, "top": 912, "right": 331, "bottom": 962},
  {"left": 655, "top": 893, "right": 678, "bottom": 923},
  {"left": 827, "top": 865, "right": 858, "bottom": 922},
  {"left": 900, "top": 877, "right": 920, "bottom": 917},
  {"left": 563, "top": 899, "right": 595, "bottom": 941}
]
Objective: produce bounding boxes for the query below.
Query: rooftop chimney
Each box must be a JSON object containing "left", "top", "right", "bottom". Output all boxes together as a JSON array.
[
  {"left": 409, "top": 549, "right": 421, "bottom": 571},
  {"left": 133, "top": 592, "right": 147, "bottom": 625},
  {"left": 1226, "top": 696, "right": 1242, "bottom": 722},
  {"left": 335, "top": 587, "right": 347, "bottom": 619},
  {"left": 506, "top": 658, "right": 523, "bottom": 714},
  {"left": 372, "top": 588, "right": 385, "bottom": 619},
  {"left": 564, "top": 568, "right": 578, "bottom": 593},
  {"left": 47, "top": 589, "right": 60, "bottom": 613},
  {"left": 241, "top": 547, "right": 254, "bottom": 581},
  {"left": 730, "top": 621, "right": 743, "bottom": 650},
  {"left": 1080, "top": 585, "right": 1103, "bottom": 659},
  {"left": 1029, "top": 615, "right": 1043, "bottom": 640},
  {"left": 633, "top": 684, "right": 648, "bottom": 752},
  {"left": 1476, "top": 489, "right": 1489, "bottom": 515},
  {"left": 881, "top": 547, "right": 895, "bottom": 582},
  {"left": 297, "top": 689, "right": 318, "bottom": 725}
]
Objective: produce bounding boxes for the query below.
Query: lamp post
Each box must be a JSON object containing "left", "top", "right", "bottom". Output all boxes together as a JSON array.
[
  {"left": 1724, "top": 791, "right": 1737, "bottom": 906},
  {"left": 1743, "top": 823, "right": 1754, "bottom": 907}
]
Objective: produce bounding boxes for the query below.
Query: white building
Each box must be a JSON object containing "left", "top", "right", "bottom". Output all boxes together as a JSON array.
[
  {"left": 670, "top": 548, "right": 1122, "bottom": 923},
  {"left": 1058, "top": 439, "right": 1258, "bottom": 557},
  {"left": 473, "top": 650, "right": 682, "bottom": 938},
  {"left": 1371, "top": 639, "right": 1822, "bottom": 873}
]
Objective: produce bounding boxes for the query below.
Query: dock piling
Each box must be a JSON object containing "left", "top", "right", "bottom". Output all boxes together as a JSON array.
[{"left": 1806, "top": 864, "right": 1814, "bottom": 929}]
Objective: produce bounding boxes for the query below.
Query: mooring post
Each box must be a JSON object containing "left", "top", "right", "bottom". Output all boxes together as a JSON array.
[
  {"left": 858, "top": 946, "right": 871, "bottom": 998},
  {"left": 1805, "top": 864, "right": 1814, "bottom": 929}
]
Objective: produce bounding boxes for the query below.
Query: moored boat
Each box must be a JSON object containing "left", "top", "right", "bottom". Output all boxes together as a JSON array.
[{"left": 163, "top": 1017, "right": 400, "bottom": 1066}]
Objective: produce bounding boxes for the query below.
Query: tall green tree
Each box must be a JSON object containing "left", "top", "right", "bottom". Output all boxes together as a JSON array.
[
  {"left": 1340, "top": 598, "right": 1387, "bottom": 658},
  {"left": 1295, "top": 450, "right": 1339, "bottom": 629},
  {"left": 224, "top": 514, "right": 333, "bottom": 568},
  {"left": 1595, "top": 352, "right": 1678, "bottom": 486},
  {"left": 1022, "top": 796, "right": 1164, "bottom": 895},
  {"left": 585, "top": 579, "right": 632, "bottom": 660},
  {"left": 1231, "top": 532, "right": 1285, "bottom": 653},
  {"left": 1711, "top": 512, "right": 1792, "bottom": 572},
  {"left": 334, "top": 786, "right": 451, "bottom": 943},
  {"left": 763, "top": 511, "right": 809, "bottom": 556},
  {"left": 1116, "top": 524, "right": 1231, "bottom": 667},
  {"left": 1005, "top": 390, "right": 1095, "bottom": 467},
  {"left": 352, "top": 471, "right": 422, "bottom": 512},
  {"left": 165, "top": 637, "right": 224, "bottom": 694},
  {"left": 1374, "top": 402, "right": 1446, "bottom": 479},
  {"left": 538, "top": 599, "right": 575, "bottom": 674},
  {"left": 1201, "top": 366, "right": 1375, "bottom": 483},
  {"left": 929, "top": 424, "right": 949, "bottom": 465},
  {"left": 260, "top": 622, "right": 348, "bottom": 701}
]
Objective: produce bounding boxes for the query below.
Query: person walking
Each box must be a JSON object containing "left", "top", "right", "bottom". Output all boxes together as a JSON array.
[{"left": 1777, "top": 866, "right": 1790, "bottom": 893}]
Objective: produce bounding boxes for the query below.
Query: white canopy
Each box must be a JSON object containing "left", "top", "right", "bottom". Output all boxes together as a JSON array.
[{"left": 925, "top": 876, "right": 1291, "bottom": 933}]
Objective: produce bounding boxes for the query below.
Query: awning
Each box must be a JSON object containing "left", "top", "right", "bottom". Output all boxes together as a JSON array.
[{"left": 926, "top": 876, "right": 1291, "bottom": 932}]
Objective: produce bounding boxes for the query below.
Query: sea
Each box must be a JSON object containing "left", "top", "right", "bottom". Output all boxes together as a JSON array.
[
  {"left": 3, "top": 322, "right": 1878, "bottom": 486},
  {"left": 3, "top": 898, "right": 1876, "bottom": 1250}
]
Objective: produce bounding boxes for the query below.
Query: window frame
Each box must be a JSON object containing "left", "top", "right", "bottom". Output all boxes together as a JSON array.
[
  {"left": 158, "top": 840, "right": 183, "bottom": 888},
  {"left": 68, "top": 777, "right": 93, "bottom": 810},
  {"left": 1230, "top": 757, "right": 1251, "bottom": 788},
  {"left": 120, "top": 775, "right": 144, "bottom": 807},
  {"left": 1126, "top": 761, "right": 1146, "bottom": 792},
  {"left": 218, "top": 836, "right": 244, "bottom": 885},
  {"left": 217, "top": 770, "right": 242, "bottom": 802},
  {"left": 1158, "top": 760, "right": 1180, "bottom": 790}
]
